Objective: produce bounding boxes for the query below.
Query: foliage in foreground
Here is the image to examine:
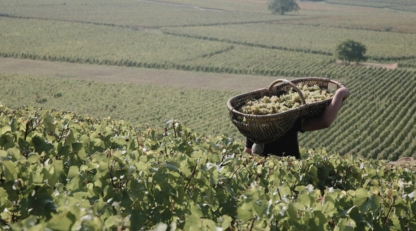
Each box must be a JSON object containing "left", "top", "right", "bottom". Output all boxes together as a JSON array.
[{"left": 0, "top": 105, "right": 415, "bottom": 230}]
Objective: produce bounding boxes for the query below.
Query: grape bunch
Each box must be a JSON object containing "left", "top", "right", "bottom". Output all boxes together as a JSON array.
[{"left": 238, "top": 84, "right": 335, "bottom": 116}]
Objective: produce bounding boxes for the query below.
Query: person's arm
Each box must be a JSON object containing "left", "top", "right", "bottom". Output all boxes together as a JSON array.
[{"left": 301, "top": 87, "right": 350, "bottom": 132}]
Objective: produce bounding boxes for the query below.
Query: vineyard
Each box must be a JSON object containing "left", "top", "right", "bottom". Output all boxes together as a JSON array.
[
  {"left": 0, "top": 18, "right": 341, "bottom": 76},
  {"left": 1, "top": 66, "right": 415, "bottom": 160},
  {"left": 325, "top": 0, "right": 416, "bottom": 12},
  {"left": 300, "top": 68, "right": 416, "bottom": 160},
  {"left": 1, "top": 0, "right": 416, "bottom": 229},
  {"left": 163, "top": 24, "right": 416, "bottom": 60},
  {"left": 1, "top": 0, "right": 416, "bottom": 160},
  {"left": 0, "top": 106, "right": 415, "bottom": 230},
  {"left": 0, "top": 73, "right": 240, "bottom": 138},
  {"left": 0, "top": 0, "right": 280, "bottom": 27},
  {"left": 1, "top": 17, "right": 415, "bottom": 75}
]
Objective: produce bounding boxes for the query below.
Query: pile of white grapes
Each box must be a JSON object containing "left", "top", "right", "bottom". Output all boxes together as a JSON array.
[{"left": 238, "top": 84, "right": 335, "bottom": 115}]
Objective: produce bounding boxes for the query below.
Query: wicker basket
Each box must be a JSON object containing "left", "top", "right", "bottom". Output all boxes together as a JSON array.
[{"left": 227, "top": 77, "right": 345, "bottom": 143}]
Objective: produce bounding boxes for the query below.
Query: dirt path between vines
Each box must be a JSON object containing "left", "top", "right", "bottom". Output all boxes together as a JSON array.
[{"left": 0, "top": 58, "right": 284, "bottom": 92}]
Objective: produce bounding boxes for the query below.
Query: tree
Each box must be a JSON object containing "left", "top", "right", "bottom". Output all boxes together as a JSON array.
[
  {"left": 268, "top": 0, "right": 300, "bottom": 15},
  {"left": 334, "top": 39, "right": 367, "bottom": 65}
]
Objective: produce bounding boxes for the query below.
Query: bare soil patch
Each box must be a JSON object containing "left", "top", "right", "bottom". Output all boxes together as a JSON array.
[{"left": 0, "top": 58, "right": 287, "bottom": 92}]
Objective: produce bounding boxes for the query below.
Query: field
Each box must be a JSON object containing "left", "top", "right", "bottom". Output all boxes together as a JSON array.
[
  {"left": 1, "top": 0, "right": 416, "bottom": 160},
  {"left": 1, "top": 0, "right": 416, "bottom": 229},
  {"left": 0, "top": 106, "right": 415, "bottom": 230}
]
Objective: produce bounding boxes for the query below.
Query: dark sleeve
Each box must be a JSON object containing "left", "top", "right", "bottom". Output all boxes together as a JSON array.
[
  {"left": 294, "top": 118, "right": 305, "bottom": 133},
  {"left": 245, "top": 118, "right": 303, "bottom": 149},
  {"left": 245, "top": 137, "right": 253, "bottom": 148}
]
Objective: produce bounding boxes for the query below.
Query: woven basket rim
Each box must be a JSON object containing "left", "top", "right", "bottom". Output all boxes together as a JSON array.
[
  {"left": 226, "top": 77, "right": 345, "bottom": 143},
  {"left": 227, "top": 77, "right": 344, "bottom": 114}
]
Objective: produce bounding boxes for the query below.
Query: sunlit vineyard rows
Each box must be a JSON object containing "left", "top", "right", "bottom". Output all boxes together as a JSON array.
[
  {"left": 1, "top": 0, "right": 416, "bottom": 230},
  {"left": 399, "top": 59, "right": 416, "bottom": 69},
  {"left": 0, "top": 106, "right": 414, "bottom": 230},
  {"left": 0, "top": 18, "right": 234, "bottom": 66},
  {"left": 300, "top": 68, "right": 416, "bottom": 160},
  {"left": 2, "top": 17, "right": 413, "bottom": 77},
  {"left": 1, "top": 66, "right": 416, "bottom": 160},
  {"left": 181, "top": 46, "right": 337, "bottom": 76},
  {"left": 0, "top": 74, "right": 240, "bottom": 138},
  {"left": 163, "top": 23, "right": 416, "bottom": 61},
  {"left": 326, "top": 0, "right": 416, "bottom": 12},
  {"left": 1, "top": 0, "right": 416, "bottom": 162},
  {"left": 0, "top": 18, "right": 347, "bottom": 77},
  {"left": 0, "top": 0, "right": 286, "bottom": 27}
]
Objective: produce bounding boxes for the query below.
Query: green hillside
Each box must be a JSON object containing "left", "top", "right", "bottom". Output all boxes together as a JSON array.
[
  {"left": 0, "top": 106, "right": 415, "bottom": 230},
  {"left": 1, "top": 0, "right": 416, "bottom": 160},
  {"left": 0, "top": 1, "right": 416, "bottom": 229}
]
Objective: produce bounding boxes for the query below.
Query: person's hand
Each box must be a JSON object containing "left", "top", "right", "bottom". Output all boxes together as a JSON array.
[{"left": 336, "top": 87, "right": 350, "bottom": 102}]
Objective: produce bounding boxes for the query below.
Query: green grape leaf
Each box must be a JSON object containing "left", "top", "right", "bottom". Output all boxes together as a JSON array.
[
  {"left": 352, "top": 188, "right": 368, "bottom": 208},
  {"left": 408, "top": 220, "right": 416, "bottom": 230},
  {"left": 27, "top": 153, "right": 39, "bottom": 164},
  {"left": 65, "top": 129, "right": 76, "bottom": 146},
  {"left": 184, "top": 214, "right": 202, "bottom": 231},
  {"left": 334, "top": 219, "right": 356, "bottom": 231},
  {"left": 220, "top": 215, "right": 232, "bottom": 230},
  {"left": 57, "top": 142, "right": 70, "bottom": 157},
  {"left": 32, "top": 135, "right": 54, "bottom": 154},
  {"left": 42, "top": 112, "right": 56, "bottom": 133},
  {"left": 163, "top": 161, "right": 180, "bottom": 172},
  {"left": 46, "top": 210, "right": 76, "bottom": 231},
  {"left": 29, "top": 169, "right": 45, "bottom": 185},
  {"left": 310, "top": 211, "right": 327, "bottom": 230},
  {"left": 237, "top": 202, "right": 253, "bottom": 222},
  {"left": 0, "top": 132, "right": 15, "bottom": 149},
  {"left": 321, "top": 200, "right": 336, "bottom": 218},
  {"left": 0, "top": 150, "right": 7, "bottom": 158},
  {"left": 297, "top": 190, "right": 311, "bottom": 207},
  {"left": 0, "top": 187, "right": 11, "bottom": 208},
  {"left": 287, "top": 203, "right": 298, "bottom": 223},
  {"left": 43, "top": 160, "right": 63, "bottom": 187},
  {"left": 0, "top": 124, "right": 11, "bottom": 135},
  {"left": 201, "top": 219, "right": 216, "bottom": 231},
  {"left": 309, "top": 166, "right": 319, "bottom": 183},
  {"left": 130, "top": 210, "right": 146, "bottom": 231},
  {"left": 2, "top": 160, "right": 18, "bottom": 181},
  {"left": 9, "top": 118, "right": 19, "bottom": 132},
  {"left": 104, "top": 215, "right": 121, "bottom": 229},
  {"left": 360, "top": 193, "right": 381, "bottom": 213},
  {"left": 346, "top": 206, "right": 362, "bottom": 224},
  {"left": 189, "top": 203, "right": 203, "bottom": 217},
  {"left": 68, "top": 166, "right": 79, "bottom": 179},
  {"left": 253, "top": 199, "right": 268, "bottom": 218},
  {"left": 20, "top": 216, "right": 40, "bottom": 230},
  {"left": 72, "top": 143, "right": 86, "bottom": 160}
]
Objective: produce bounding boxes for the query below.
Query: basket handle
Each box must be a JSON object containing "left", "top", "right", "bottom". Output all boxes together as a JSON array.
[
  {"left": 268, "top": 79, "right": 306, "bottom": 105},
  {"left": 325, "top": 78, "right": 345, "bottom": 88}
]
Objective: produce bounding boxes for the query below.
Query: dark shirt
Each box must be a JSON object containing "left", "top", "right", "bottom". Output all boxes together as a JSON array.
[{"left": 245, "top": 119, "right": 304, "bottom": 159}]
